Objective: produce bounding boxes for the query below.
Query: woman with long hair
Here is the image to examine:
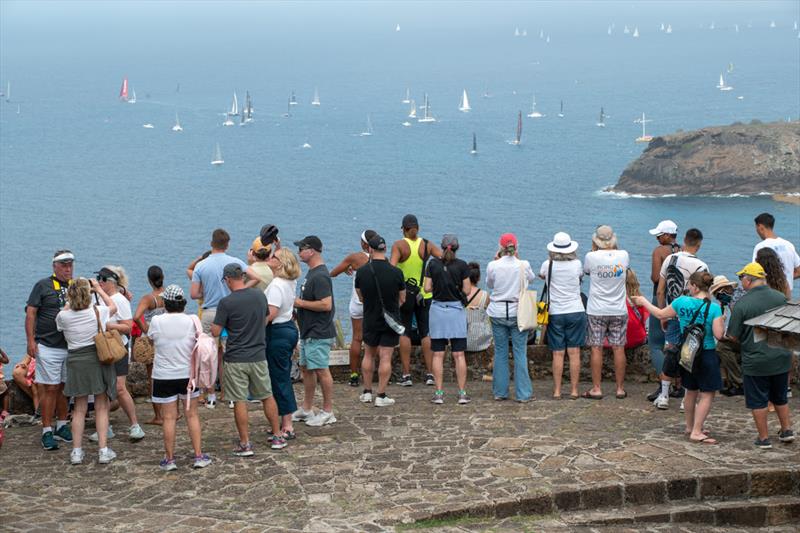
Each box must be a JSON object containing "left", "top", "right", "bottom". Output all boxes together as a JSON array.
[
  {"left": 133, "top": 265, "right": 166, "bottom": 425},
  {"left": 755, "top": 247, "right": 790, "bottom": 298}
]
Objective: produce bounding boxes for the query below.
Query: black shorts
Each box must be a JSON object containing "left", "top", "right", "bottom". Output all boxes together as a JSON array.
[
  {"left": 152, "top": 378, "right": 200, "bottom": 404},
  {"left": 364, "top": 330, "right": 400, "bottom": 348},
  {"left": 114, "top": 349, "right": 130, "bottom": 377},
  {"left": 431, "top": 338, "right": 467, "bottom": 352},
  {"left": 401, "top": 298, "right": 430, "bottom": 339},
  {"left": 744, "top": 372, "right": 789, "bottom": 410}
]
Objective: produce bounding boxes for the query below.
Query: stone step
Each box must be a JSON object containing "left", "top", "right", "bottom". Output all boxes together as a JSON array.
[{"left": 560, "top": 495, "right": 800, "bottom": 528}]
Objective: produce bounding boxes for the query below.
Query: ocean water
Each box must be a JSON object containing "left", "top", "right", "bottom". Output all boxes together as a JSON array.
[{"left": 1, "top": 1, "right": 799, "bottom": 365}]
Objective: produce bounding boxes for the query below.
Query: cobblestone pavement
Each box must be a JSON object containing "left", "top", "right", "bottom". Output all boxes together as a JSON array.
[{"left": 1, "top": 381, "right": 798, "bottom": 532}]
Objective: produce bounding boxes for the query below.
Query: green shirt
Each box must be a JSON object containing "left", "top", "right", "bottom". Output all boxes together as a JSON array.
[{"left": 727, "top": 285, "right": 790, "bottom": 377}]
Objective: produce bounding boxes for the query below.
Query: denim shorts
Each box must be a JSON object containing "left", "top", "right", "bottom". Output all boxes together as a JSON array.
[
  {"left": 744, "top": 372, "right": 789, "bottom": 410},
  {"left": 679, "top": 349, "right": 722, "bottom": 392},
  {"left": 546, "top": 312, "right": 587, "bottom": 351}
]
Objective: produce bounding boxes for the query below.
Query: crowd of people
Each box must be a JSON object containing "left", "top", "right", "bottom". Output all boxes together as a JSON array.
[{"left": 2, "top": 212, "right": 797, "bottom": 467}]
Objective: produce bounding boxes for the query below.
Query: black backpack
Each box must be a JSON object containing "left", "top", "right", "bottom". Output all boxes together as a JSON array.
[{"left": 664, "top": 255, "right": 685, "bottom": 304}]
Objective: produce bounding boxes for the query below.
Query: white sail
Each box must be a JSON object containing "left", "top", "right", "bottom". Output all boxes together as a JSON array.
[
  {"left": 172, "top": 112, "right": 183, "bottom": 132},
  {"left": 770, "top": 20, "right": 776, "bottom": 28},
  {"left": 624, "top": 25, "right": 630, "bottom": 34},
  {"left": 418, "top": 93, "right": 436, "bottom": 123},
  {"left": 632, "top": 26, "right": 639, "bottom": 37},
  {"left": 608, "top": 25, "right": 612, "bottom": 35},
  {"left": 527, "top": 94, "right": 543, "bottom": 118},
  {"left": 522, "top": 29, "right": 527, "bottom": 37},
  {"left": 635, "top": 112, "right": 653, "bottom": 143},
  {"left": 597, "top": 107, "right": 606, "bottom": 127},
  {"left": 211, "top": 143, "right": 224, "bottom": 165},
  {"left": 717, "top": 74, "right": 724, "bottom": 88},
  {"left": 408, "top": 100, "right": 417, "bottom": 118},
  {"left": 514, "top": 27, "right": 520, "bottom": 37},
  {"left": 360, "top": 114, "right": 373, "bottom": 136},
  {"left": 395, "top": 23, "right": 400, "bottom": 32},
  {"left": 402, "top": 88, "right": 410, "bottom": 104},
  {"left": 229, "top": 92, "right": 239, "bottom": 115},
  {"left": 458, "top": 89, "right": 471, "bottom": 112},
  {"left": 129, "top": 88, "right": 137, "bottom": 104},
  {"left": 311, "top": 87, "right": 321, "bottom": 106},
  {"left": 666, "top": 24, "right": 672, "bottom": 34}
]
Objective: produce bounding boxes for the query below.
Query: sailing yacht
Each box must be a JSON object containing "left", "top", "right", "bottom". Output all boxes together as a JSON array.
[
  {"left": 718, "top": 73, "right": 733, "bottom": 91},
  {"left": 283, "top": 98, "right": 291, "bottom": 118},
  {"left": 119, "top": 78, "right": 128, "bottom": 102},
  {"left": 734, "top": 24, "right": 739, "bottom": 33},
  {"left": 142, "top": 123, "right": 154, "bottom": 129},
  {"left": 634, "top": 112, "right": 653, "bottom": 143},
  {"left": 244, "top": 91, "right": 254, "bottom": 122},
  {"left": 608, "top": 25, "right": 612, "bottom": 35},
  {"left": 289, "top": 91, "right": 298, "bottom": 106},
  {"left": 632, "top": 27, "right": 640, "bottom": 37},
  {"left": 510, "top": 111, "right": 522, "bottom": 146},
  {"left": 128, "top": 89, "right": 137, "bottom": 104},
  {"left": 408, "top": 100, "right": 417, "bottom": 119},
  {"left": 402, "top": 121, "right": 412, "bottom": 127},
  {"left": 223, "top": 111, "right": 235, "bottom": 126},
  {"left": 458, "top": 89, "right": 471, "bottom": 112},
  {"left": 515, "top": 27, "right": 520, "bottom": 37},
  {"left": 418, "top": 94, "right": 436, "bottom": 123},
  {"left": 402, "top": 88, "right": 411, "bottom": 104},
  {"left": 623, "top": 25, "right": 630, "bottom": 34},
  {"left": 660, "top": 23, "right": 665, "bottom": 31},
  {"left": 395, "top": 24, "right": 400, "bottom": 32},
  {"left": 709, "top": 21, "right": 715, "bottom": 30},
  {"left": 311, "top": 88, "right": 321, "bottom": 106},
  {"left": 229, "top": 92, "right": 239, "bottom": 116},
  {"left": 360, "top": 115, "right": 374, "bottom": 136},
  {"left": 522, "top": 29, "right": 527, "bottom": 37},
  {"left": 211, "top": 143, "right": 224, "bottom": 166},
  {"left": 558, "top": 100, "right": 564, "bottom": 118},
  {"left": 666, "top": 24, "right": 672, "bottom": 34},
  {"left": 769, "top": 21, "right": 776, "bottom": 28},
  {"left": 470, "top": 133, "right": 477, "bottom": 154},
  {"left": 172, "top": 113, "right": 183, "bottom": 132},
  {"left": 526, "top": 94, "right": 543, "bottom": 118},
  {"left": 597, "top": 107, "right": 606, "bottom": 127}
]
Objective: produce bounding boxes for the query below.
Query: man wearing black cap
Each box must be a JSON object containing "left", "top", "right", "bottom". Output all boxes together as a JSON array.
[
  {"left": 292, "top": 236, "right": 337, "bottom": 426},
  {"left": 355, "top": 234, "right": 406, "bottom": 406},
  {"left": 26, "top": 249, "right": 75, "bottom": 450},
  {"left": 390, "top": 214, "right": 442, "bottom": 386}
]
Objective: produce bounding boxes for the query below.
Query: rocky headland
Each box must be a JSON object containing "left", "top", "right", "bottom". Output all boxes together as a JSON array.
[{"left": 611, "top": 121, "right": 800, "bottom": 196}]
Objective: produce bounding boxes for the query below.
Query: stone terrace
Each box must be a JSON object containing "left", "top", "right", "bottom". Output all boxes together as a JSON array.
[{"left": 1, "top": 381, "right": 798, "bottom": 532}]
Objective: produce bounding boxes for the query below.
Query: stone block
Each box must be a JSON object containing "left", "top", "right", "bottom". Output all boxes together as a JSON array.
[
  {"left": 493, "top": 497, "right": 521, "bottom": 518},
  {"left": 632, "top": 511, "right": 671, "bottom": 523},
  {"left": 766, "top": 501, "right": 800, "bottom": 525},
  {"left": 715, "top": 503, "right": 767, "bottom": 527},
  {"left": 667, "top": 477, "right": 697, "bottom": 501},
  {"left": 554, "top": 490, "right": 582, "bottom": 512},
  {"left": 4, "top": 381, "right": 35, "bottom": 414},
  {"left": 517, "top": 493, "right": 554, "bottom": 516},
  {"left": 700, "top": 472, "right": 748, "bottom": 499},
  {"left": 750, "top": 470, "right": 795, "bottom": 497},
  {"left": 670, "top": 506, "right": 715, "bottom": 524},
  {"left": 581, "top": 485, "right": 623, "bottom": 509},
  {"left": 624, "top": 480, "right": 666, "bottom": 505}
]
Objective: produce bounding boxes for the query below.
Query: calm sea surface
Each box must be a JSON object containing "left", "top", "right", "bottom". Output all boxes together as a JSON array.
[{"left": 1, "top": 2, "right": 799, "bottom": 364}]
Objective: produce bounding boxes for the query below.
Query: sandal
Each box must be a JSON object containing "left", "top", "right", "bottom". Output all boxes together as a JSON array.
[
  {"left": 282, "top": 430, "right": 297, "bottom": 440},
  {"left": 615, "top": 391, "right": 627, "bottom": 399},
  {"left": 690, "top": 435, "right": 718, "bottom": 445},
  {"left": 569, "top": 394, "right": 579, "bottom": 400},
  {"left": 581, "top": 390, "right": 603, "bottom": 400},
  {"left": 552, "top": 393, "right": 562, "bottom": 400}
]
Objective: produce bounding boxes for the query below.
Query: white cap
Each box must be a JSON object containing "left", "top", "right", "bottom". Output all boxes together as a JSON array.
[{"left": 648, "top": 220, "right": 678, "bottom": 236}]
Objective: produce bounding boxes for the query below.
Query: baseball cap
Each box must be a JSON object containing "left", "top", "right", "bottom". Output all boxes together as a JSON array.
[
  {"left": 648, "top": 220, "right": 678, "bottom": 236},
  {"left": 736, "top": 262, "right": 766, "bottom": 279},
  {"left": 222, "top": 263, "right": 244, "bottom": 280},
  {"left": 260, "top": 224, "right": 279, "bottom": 246},
  {"left": 441, "top": 234, "right": 459, "bottom": 250},
  {"left": 293, "top": 235, "right": 323, "bottom": 252},
  {"left": 401, "top": 214, "right": 419, "bottom": 229},
  {"left": 251, "top": 236, "right": 272, "bottom": 254},
  {"left": 368, "top": 234, "right": 386, "bottom": 251},
  {"left": 499, "top": 233, "right": 518, "bottom": 248},
  {"left": 162, "top": 284, "right": 185, "bottom": 301}
]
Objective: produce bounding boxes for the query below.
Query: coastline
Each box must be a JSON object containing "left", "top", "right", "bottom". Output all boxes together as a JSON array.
[{"left": 773, "top": 194, "right": 800, "bottom": 206}]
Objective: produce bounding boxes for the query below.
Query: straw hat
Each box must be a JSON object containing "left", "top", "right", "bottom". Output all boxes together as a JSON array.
[{"left": 709, "top": 275, "right": 736, "bottom": 295}]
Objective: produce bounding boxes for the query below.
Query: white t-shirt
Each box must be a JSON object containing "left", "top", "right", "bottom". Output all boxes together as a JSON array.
[
  {"left": 540, "top": 259, "right": 585, "bottom": 315},
  {"left": 56, "top": 305, "right": 111, "bottom": 350},
  {"left": 659, "top": 251, "right": 708, "bottom": 294},
  {"left": 753, "top": 237, "right": 800, "bottom": 292},
  {"left": 485, "top": 256, "right": 536, "bottom": 318},
  {"left": 95, "top": 292, "right": 133, "bottom": 345},
  {"left": 265, "top": 277, "right": 297, "bottom": 324},
  {"left": 147, "top": 313, "right": 196, "bottom": 380},
  {"left": 583, "top": 250, "right": 630, "bottom": 316}
]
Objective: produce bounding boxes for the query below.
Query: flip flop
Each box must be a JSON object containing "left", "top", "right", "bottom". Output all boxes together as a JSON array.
[
  {"left": 581, "top": 390, "right": 603, "bottom": 400},
  {"left": 690, "top": 436, "right": 718, "bottom": 445},
  {"left": 615, "top": 391, "right": 628, "bottom": 399},
  {"left": 552, "top": 394, "right": 562, "bottom": 400},
  {"left": 569, "top": 394, "right": 580, "bottom": 400}
]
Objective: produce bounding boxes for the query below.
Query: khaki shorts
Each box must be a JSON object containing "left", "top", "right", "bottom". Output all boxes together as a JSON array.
[
  {"left": 586, "top": 314, "right": 628, "bottom": 347},
  {"left": 200, "top": 309, "right": 226, "bottom": 350},
  {"left": 223, "top": 360, "right": 272, "bottom": 402}
]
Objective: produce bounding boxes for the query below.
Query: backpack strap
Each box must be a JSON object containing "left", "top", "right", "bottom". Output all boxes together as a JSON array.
[
  {"left": 540, "top": 260, "right": 553, "bottom": 304},
  {"left": 466, "top": 288, "right": 481, "bottom": 306},
  {"left": 189, "top": 314, "right": 203, "bottom": 339}
]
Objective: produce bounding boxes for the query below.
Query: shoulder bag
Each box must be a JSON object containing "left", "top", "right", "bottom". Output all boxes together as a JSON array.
[
  {"left": 369, "top": 261, "right": 406, "bottom": 335},
  {"left": 537, "top": 259, "right": 553, "bottom": 326},
  {"left": 516, "top": 263, "right": 538, "bottom": 332},
  {"left": 132, "top": 334, "right": 155, "bottom": 365},
  {"left": 94, "top": 307, "right": 128, "bottom": 365},
  {"left": 466, "top": 290, "right": 492, "bottom": 352},
  {"left": 679, "top": 299, "right": 711, "bottom": 374}
]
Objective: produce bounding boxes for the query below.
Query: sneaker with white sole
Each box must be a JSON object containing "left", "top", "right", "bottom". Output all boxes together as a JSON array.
[
  {"left": 458, "top": 392, "right": 471, "bottom": 405},
  {"left": 269, "top": 435, "right": 288, "bottom": 449},
  {"left": 89, "top": 426, "right": 115, "bottom": 443},
  {"left": 205, "top": 399, "right": 216, "bottom": 409},
  {"left": 98, "top": 448, "right": 117, "bottom": 464},
  {"left": 374, "top": 395, "right": 395, "bottom": 407},
  {"left": 679, "top": 399, "right": 685, "bottom": 412},
  {"left": 233, "top": 442, "right": 254, "bottom": 457},
  {"left": 228, "top": 401, "right": 235, "bottom": 409},
  {"left": 70, "top": 448, "right": 84, "bottom": 465},
  {"left": 192, "top": 454, "right": 213, "bottom": 468},
  {"left": 305, "top": 411, "right": 336, "bottom": 426},
  {"left": 425, "top": 374, "right": 435, "bottom": 386},
  {"left": 359, "top": 391, "right": 373, "bottom": 403},
  {"left": 654, "top": 396, "right": 669, "bottom": 410},
  {"left": 159, "top": 458, "right": 177, "bottom": 471},
  {"left": 398, "top": 374, "right": 413, "bottom": 387},
  {"left": 778, "top": 429, "right": 795, "bottom": 443},
  {"left": 291, "top": 407, "right": 314, "bottom": 422},
  {"left": 431, "top": 391, "right": 444, "bottom": 404},
  {"left": 129, "top": 424, "right": 145, "bottom": 441}
]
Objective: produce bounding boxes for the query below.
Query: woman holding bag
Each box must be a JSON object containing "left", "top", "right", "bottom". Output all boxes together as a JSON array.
[
  {"left": 486, "top": 233, "right": 536, "bottom": 402},
  {"left": 55, "top": 278, "right": 118, "bottom": 465},
  {"left": 634, "top": 271, "right": 724, "bottom": 444}
]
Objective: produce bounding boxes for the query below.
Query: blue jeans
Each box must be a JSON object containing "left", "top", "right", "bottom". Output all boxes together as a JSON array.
[
  {"left": 647, "top": 290, "right": 665, "bottom": 373},
  {"left": 491, "top": 317, "right": 533, "bottom": 401},
  {"left": 266, "top": 322, "right": 299, "bottom": 416}
]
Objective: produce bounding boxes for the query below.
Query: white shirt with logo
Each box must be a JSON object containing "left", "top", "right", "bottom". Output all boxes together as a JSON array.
[
  {"left": 583, "top": 250, "right": 629, "bottom": 316},
  {"left": 753, "top": 237, "right": 800, "bottom": 293},
  {"left": 659, "top": 251, "right": 709, "bottom": 293}
]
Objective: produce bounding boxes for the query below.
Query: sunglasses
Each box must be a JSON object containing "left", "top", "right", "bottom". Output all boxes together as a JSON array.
[{"left": 96, "top": 275, "right": 116, "bottom": 282}]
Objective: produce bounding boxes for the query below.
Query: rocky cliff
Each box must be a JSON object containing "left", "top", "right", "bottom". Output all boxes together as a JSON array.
[{"left": 611, "top": 121, "right": 800, "bottom": 196}]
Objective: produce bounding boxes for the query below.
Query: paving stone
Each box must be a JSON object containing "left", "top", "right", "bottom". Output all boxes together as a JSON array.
[{"left": 700, "top": 472, "right": 749, "bottom": 499}]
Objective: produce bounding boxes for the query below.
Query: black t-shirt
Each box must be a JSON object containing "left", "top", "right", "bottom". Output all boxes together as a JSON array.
[
  {"left": 355, "top": 259, "right": 405, "bottom": 333},
  {"left": 425, "top": 258, "right": 469, "bottom": 303},
  {"left": 297, "top": 264, "right": 336, "bottom": 340},
  {"left": 27, "top": 276, "right": 69, "bottom": 349},
  {"left": 214, "top": 288, "right": 267, "bottom": 363}
]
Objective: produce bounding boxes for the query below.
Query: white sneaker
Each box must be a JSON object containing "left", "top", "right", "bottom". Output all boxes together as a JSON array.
[
  {"left": 129, "top": 424, "right": 145, "bottom": 441},
  {"left": 359, "top": 392, "right": 373, "bottom": 403},
  {"left": 305, "top": 410, "right": 336, "bottom": 427},
  {"left": 654, "top": 396, "right": 669, "bottom": 410},
  {"left": 205, "top": 399, "right": 216, "bottom": 409},
  {"left": 374, "top": 396, "right": 396, "bottom": 407},
  {"left": 228, "top": 401, "right": 235, "bottom": 409},
  {"left": 89, "top": 426, "right": 115, "bottom": 443},
  {"left": 98, "top": 448, "right": 117, "bottom": 464},
  {"left": 291, "top": 407, "right": 314, "bottom": 422},
  {"left": 70, "top": 448, "right": 84, "bottom": 465},
  {"left": 680, "top": 399, "right": 685, "bottom": 412}
]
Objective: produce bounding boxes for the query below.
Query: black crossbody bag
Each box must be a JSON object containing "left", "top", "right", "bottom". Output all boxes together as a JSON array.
[
  {"left": 400, "top": 238, "right": 428, "bottom": 312},
  {"left": 369, "top": 261, "right": 406, "bottom": 335}
]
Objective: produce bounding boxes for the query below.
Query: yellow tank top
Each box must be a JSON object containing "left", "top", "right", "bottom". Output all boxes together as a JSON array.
[{"left": 398, "top": 237, "right": 431, "bottom": 299}]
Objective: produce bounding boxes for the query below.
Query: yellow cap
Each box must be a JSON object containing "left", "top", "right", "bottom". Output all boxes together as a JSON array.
[
  {"left": 251, "top": 236, "right": 272, "bottom": 253},
  {"left": 736, "top": 262, "right": 766, "bottom": 279}
]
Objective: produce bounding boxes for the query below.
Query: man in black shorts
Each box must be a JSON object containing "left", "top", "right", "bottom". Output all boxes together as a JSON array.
[{"left": 356, "top": 234, "right": 406, "bottom": 407}]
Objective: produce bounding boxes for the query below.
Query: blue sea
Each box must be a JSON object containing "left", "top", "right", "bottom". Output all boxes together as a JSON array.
[{"left": 1, "top": 1, "right": 799, "bottom": 365}]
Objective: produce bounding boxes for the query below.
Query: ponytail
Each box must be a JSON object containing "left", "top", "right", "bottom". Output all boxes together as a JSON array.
[{"left": 689, "top": 271, "right": 714, "bottom": 292}]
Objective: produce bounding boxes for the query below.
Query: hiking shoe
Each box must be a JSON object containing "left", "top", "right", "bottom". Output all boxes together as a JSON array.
[
  {"left": 42, "top": 431, "right": 59, "bottom": 450},
  {"left": 205, "top": 399, "right": 216, "bottom": 409},
  {"left": 654, "top": 396, "right": 669, "bottom": 410},
  {"left": 233, "top": 442, "right": 254, "bottom": 457},
  {"left": 269, "top": 435, "right": 288, "bottom": 450},
  {"left": 129, "top": 424, "right": 145, "bottom": 441},
  {"left": 398, "top": 374, "right": 413, "bottom": 387},
  {"left": 89, "top": 426, "right": 115, "bottom": 443},
  {"left": 431, "top": 391, "right": 444, "bottom": 404},
  {"left": 359, "top": 391, "right": 374, "bottom": 403},
  {"left": 291, "top": 407, "right": 314, "bottom": 422},
  {"left": 349, "top": 372, "right": 360, "bottom": 387},
  {"left": 70, "top": 448, "right": 84, "bottom": 465},
  {"left": 193, "top": 454, "right": 213, "bottom": 468},
  {"left": 754, "top": 438, "right": 773, "bottom": 449},
  {"left": 669, "top": 385, "right": 685, "bottom": 398},
  {"left": 98, "top": 448, "right": 117, "bottom": 464},
  {"left": 458, "top": 392, "right": 471, "bottom": 405},
  {"left": 54, "top": 424, "right": 73, "bottom": 443},
  {"left": 778, "top": 429, "right": 795, "bottom": 443},
  {"left": 306, "top": 411, "right": 336, "bottom": 426},
  {"left": 646, "top": 386, "right": 662, "bottom": 402},
  {"left": 159, "top": 458, "right": 177, "bottom": 471},
  {"left": 425, "top": 374, "right": 435, "bottom": 386},
  {"left": 374, "top": 396, "right": 395, "bottom": 407}
]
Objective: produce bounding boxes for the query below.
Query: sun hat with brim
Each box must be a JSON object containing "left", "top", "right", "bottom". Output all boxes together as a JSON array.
[
  {"left": 592, "top": 225, "right": 617, "bottom": 249},
  {"left": 547, "top": 232, "right": 578, "bottom": 254},
  {"left": 736, "top": 262, "right": 766, "bottom": 279},
  {"left": 709, "top": 275, "right": 736, "bottom": 295}
]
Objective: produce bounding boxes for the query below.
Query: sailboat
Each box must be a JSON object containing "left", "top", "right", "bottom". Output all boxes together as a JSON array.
[
  {"left": 666, "top": 24, "right": 673, "bottom": 34},
  {"left": 239, "top": 109, "right": 246, "bottom": 126},
  {"left": 539, "top": 29, "right": 544, "bottom": 39},
  {"left": 408, "top": 99, "right": 417, "bottom": 119},
  {"left": 709, "top": 21, "right": 715, "bottom": 30},
  {"left": 546, "top": 35, "right": 550, "bottom": 43},
  {"left": 597, "top": 107, "right": 606, "bottom": 127},
  {"left": 558, "top": 100, "right": 564, "bottom": 118},
  {"left": 402, "top": 88, "right": 411, "bottom": 104},
  {"left": 623, "top": 25, "right": 630, "bottom": 34},
  {"left": 289, "top": 91, "right": 298, "bottom": 106},
  {"left": 526, "top": 94, "right": 543, "bottom": 118},
  {"left": 283, "top": 98, "right": 291, "bottom": 118},
  {"left": 769, "top": 20, "right": 776, "bottom": 28},
  {"left": 172, "top": 113, "right": 183, "bottom": 132},
  {"left": 16, "top": 104, "right": 20, "bottom": 114},
  {"left": 211, "top": 143, "right": 224, "bottom": 166},
  {"left": 395, "top": 23, "right": 400, "bottom": 32},
  {"left": 458, "top": 89, "right": 471, "bottom": 112},
  {"left": 360, "top": 114, "right": 374, "bottom": 136},
  {"left": 119, "top": 78, "right": 128, "bottom": 102},
  {"left": 515, "top": 27, "right": 520, "bottom": 37},
  {"left": 470, "top": 133, "right": 477, "bottom": 154},
  {"left": 718, "top": 73, "right": 733, "bottom": 91},
  {"left": 244, "top": 91, "right": 254, "bottom": 122},
  {"left": 794, "top": 21, "right": 798, "bottom": 30},
  {"left": 311, "top": 88, "right": 321, "bottom": 106},
  {"left": 727, "top": 62, "right": 734, "bottom": 73},
  {"left": 608, "top": 25, "right": 613, "bottom": 35},
  {"left": 634, "top": 113, "right": 653, "bottom": 143},
  {"left": 660, "top": 23, "right": 665, "bottom": 31},
  {"left": 222, "top": 110, "right": 235, "bottom": 126},
  {"left": 632, "top": 27, "right": 640, "bottom": 37},
  {"left": 734, "top": 24, "right": 739, "bottom": 33},
  {"left": 128, "top": 88, "right": 137, "bottom": 104},
  {"left": 229, "top": 92, "right": 239, "bottom": 116},
  {"left": 511, "top": 111, "right": 522, "bottom": 146},
  {"left": 522, "top": 29, "right": 527, "bottom": 37},
  {"left": 418, "top": 93, "right": 436, "bottom": 123}
]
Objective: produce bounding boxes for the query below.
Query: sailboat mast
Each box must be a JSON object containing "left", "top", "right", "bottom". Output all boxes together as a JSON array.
[
  {"left": 516, "top": 111, "right": 522, "bottom": 144},
  {"left": 472, "top": 133, "right": 477, "bottom": 152}
]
